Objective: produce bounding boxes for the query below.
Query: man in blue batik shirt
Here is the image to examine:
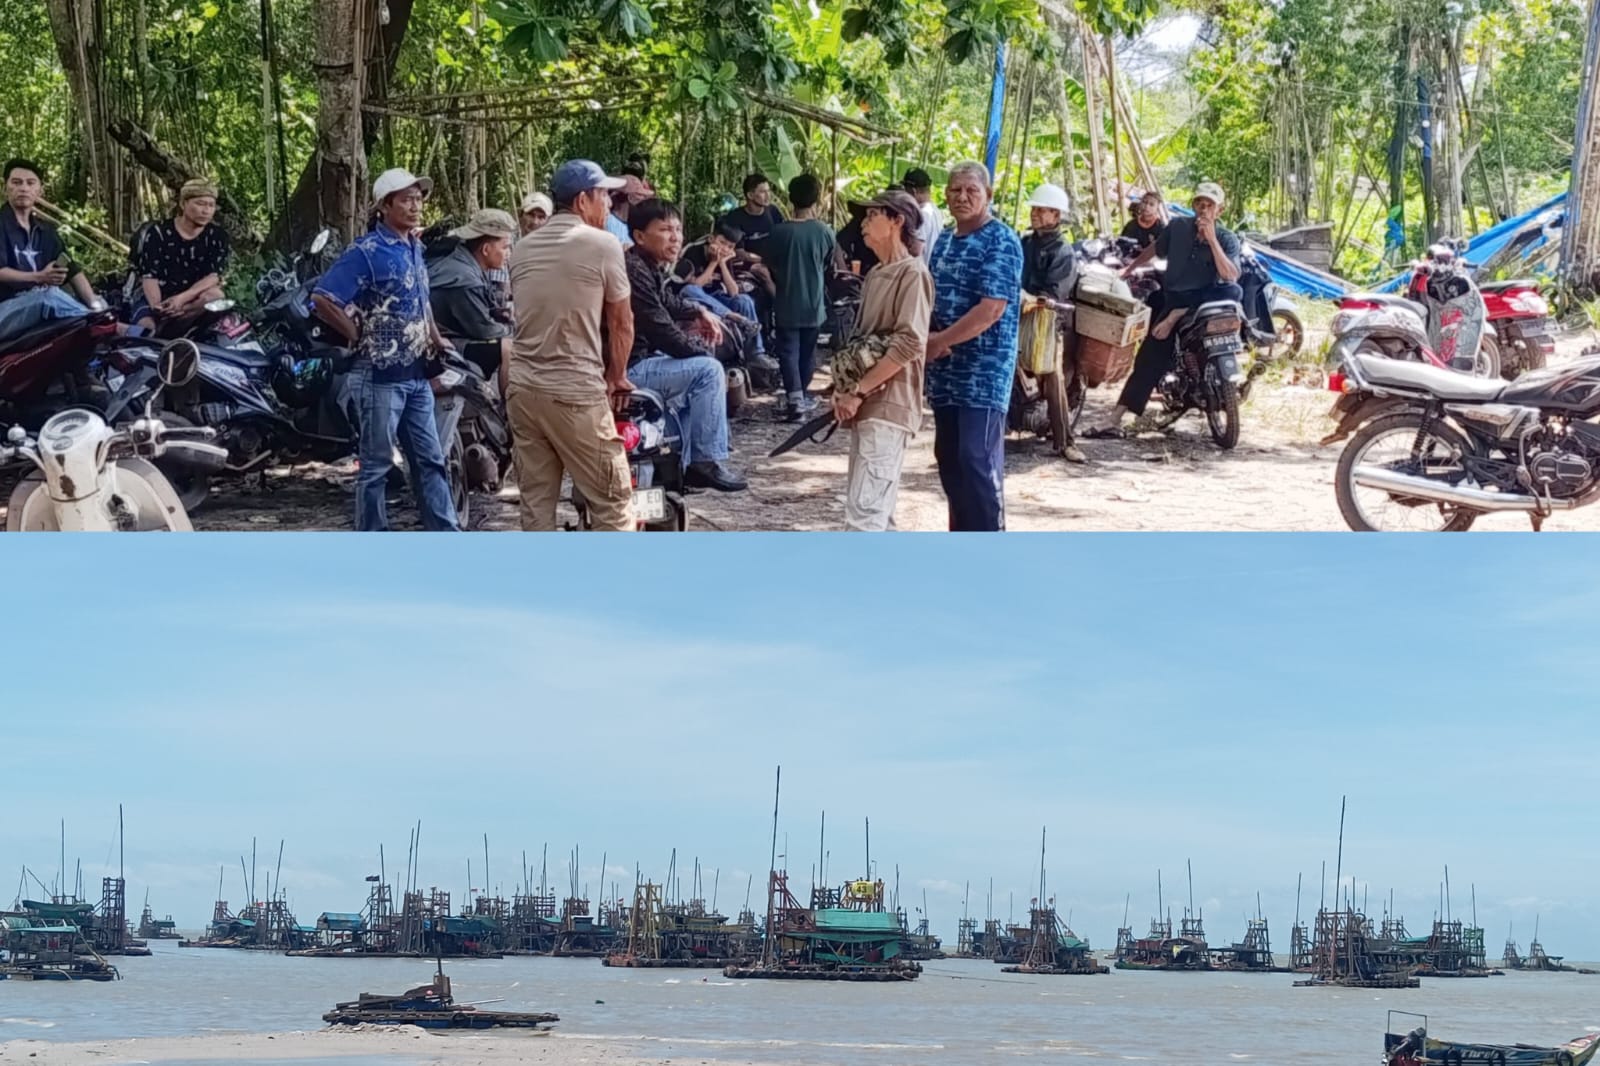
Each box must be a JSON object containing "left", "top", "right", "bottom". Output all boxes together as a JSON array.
[
  {"left": 926, "top": 161, "right": 1024, "bottom": 532},
  {"left": 312, "top": 168, "right": 460, "bottom": 533}
]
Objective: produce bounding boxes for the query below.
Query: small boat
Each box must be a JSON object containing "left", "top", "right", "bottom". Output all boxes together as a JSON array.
[
  {"left": 1385, "top": 1012, "right": 1600, "bottom": 1066},
  {"left": 322, "top": 964, "right": 557, "bottom": 1031}
]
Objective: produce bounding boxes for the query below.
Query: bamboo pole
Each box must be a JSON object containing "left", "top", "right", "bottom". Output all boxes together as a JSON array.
[{"left": 1078, "top": 15, "right": 1110, "bottom": 233}]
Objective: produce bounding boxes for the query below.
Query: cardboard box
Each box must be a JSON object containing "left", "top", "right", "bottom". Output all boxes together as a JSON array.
[{"left": 1075, "top": 303, "right": 1151, "bottom": 348}]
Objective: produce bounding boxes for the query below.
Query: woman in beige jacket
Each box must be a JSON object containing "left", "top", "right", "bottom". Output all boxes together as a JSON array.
[{"left": 830, "top": 189, "right": 935, "bottom": 531}]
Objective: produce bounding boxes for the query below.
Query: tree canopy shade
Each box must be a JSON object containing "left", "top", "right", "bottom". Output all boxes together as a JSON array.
[{"left": 13, "top": 0, "right": 1587, "bottom": 286}]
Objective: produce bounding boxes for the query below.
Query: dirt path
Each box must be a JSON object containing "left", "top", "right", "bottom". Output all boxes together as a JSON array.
[{"left": 18, "top": 330, "right": 1600, "bottom": 533}]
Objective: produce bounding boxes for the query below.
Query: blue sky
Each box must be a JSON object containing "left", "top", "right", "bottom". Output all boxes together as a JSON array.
[{"left": 2, "top": 536, "right": 1594, "bottom": 959}]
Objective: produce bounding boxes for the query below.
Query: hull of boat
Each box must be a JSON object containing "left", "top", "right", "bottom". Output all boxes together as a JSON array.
[{"left": 1387, "top": 1031, "right": 1600, "bottom": 1066}]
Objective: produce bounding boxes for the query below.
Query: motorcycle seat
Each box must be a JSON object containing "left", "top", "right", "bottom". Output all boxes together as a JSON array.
[
  {"left": 1478, "top": 279, "right": 1539, "bottom": 295},
  {"left": 205, "top": 343, "right": 279, "bottom": 369},
  {"left": 0, "top": 313, "right": 90, "bottom": 356},
  {"left": 1178, "top": 300, "right": 1245, "bottom": 332},
  {"left": 1351, "top": 353, "right": 1507, "bottom": 402}
]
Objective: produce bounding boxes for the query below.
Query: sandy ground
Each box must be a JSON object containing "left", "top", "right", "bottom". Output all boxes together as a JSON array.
[
  {"left": 7, "top": 327, "right": 1597, "bottom": 532},
  {"left": 0, "top": 1027, "right": 764, "bottom": 1066}
]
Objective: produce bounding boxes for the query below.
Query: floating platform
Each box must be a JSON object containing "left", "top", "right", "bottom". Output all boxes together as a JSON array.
[
  {"left": 1002, "top": 963, "right": 1110, "bottom": 975},
  {"left": 0, "top": 965, "right": 118, "bottom": 981},
  {"left": 323, "top": 1006, "right": 558, "bottom": 1029},
  {"left": 288, "top": 948, "right": 503, "bottom": 960},
  {"left": 723, "top": 964, "right": 920, "bottom": 982},
  {"left": 1296, "top": 974, "right": 1420, "bottom": 989},
  {"left": 603, "top": 956, "right": 737, "bottom": 968}
]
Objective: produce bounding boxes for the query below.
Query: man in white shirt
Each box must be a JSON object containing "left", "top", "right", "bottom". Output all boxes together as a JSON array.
[{"left": 903, "top": 168, "right": 944, "bottom": 263}]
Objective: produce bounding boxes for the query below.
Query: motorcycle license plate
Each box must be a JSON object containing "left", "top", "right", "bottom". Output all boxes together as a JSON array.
[
  {"left": 632, "top": 487, "right": 666, "bottom": 522},
  {"left": 1202, "top": 332, "right": 1241, "bottom": 352}
]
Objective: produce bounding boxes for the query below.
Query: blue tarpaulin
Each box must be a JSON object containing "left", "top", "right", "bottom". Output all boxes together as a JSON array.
[{"left": 1160, "top": 194, "right": 1566, "bottom": 302}]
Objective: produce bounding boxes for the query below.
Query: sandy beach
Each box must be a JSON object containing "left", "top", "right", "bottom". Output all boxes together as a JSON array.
[{"left": 0, "top": 1027, "right": 782, "bottom": 1066}]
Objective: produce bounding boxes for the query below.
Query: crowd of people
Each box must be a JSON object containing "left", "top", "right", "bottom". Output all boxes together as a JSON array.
[{"left": 0, "top": 149, "right": 1244, "bottom": 533}]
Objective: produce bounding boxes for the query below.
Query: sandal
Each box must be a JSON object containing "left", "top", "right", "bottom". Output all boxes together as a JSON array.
[{"left": 1083, "top": 426, "right": 1125, "bottom": 440}]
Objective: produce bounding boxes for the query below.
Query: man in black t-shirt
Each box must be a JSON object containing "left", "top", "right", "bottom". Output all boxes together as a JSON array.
[
  {"left": 1120, "top": 191, "right": 1166, "bottom": 250},
  {"left": 129, "top": 178, "right": 231, "bottom": 333},
  {"left": 0, "top": 158, "right": 104, "bottom": 345},
  {"left": 717, "top": 173, "right": 784, "bottom": 255}
]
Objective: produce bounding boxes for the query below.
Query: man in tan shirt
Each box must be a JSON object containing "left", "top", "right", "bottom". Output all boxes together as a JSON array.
[{"left": 506, "top": 160, "right": 637, "bottom": 531}]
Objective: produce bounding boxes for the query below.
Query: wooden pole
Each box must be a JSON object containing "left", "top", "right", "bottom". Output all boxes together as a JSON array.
[
  {"left": 1105, "top": 33, "right": 1124, "bottom": 213},
  {"left": 1079, "top": 16, "right": 1110, "bottom": 233}
]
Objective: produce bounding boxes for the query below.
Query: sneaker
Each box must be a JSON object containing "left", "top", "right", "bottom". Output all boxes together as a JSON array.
[
  {"left": 784, "top": 393, "right": 819, "bottom": 422},
  {"left": 685, "top": 460, "right": 748, "bottom": 492}
]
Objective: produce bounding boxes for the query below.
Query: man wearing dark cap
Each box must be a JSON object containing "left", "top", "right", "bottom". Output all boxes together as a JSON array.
[
  {"left": 903, "top": 168, "right": 944, "bottom": 265},
  {"left": 506, "top": 159, "right": 636, "bottom": 532}
]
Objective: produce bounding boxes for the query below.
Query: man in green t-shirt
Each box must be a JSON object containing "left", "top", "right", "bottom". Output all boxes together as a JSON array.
[{"left": 763, "top": 173, "right": 839, "bottom": 420}]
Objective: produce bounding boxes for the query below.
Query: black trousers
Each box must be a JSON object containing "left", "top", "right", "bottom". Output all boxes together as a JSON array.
[
  {"left": 933, "top": 406, "right": 1007, "bottom": 532},
  {"left": 1115, "top": 283, "right": 1244, "bottom": 415}
]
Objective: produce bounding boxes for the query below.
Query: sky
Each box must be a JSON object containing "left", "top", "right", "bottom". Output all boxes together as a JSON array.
[{"left": 3, "top": 535, "right": 1595, "bottom": 959}]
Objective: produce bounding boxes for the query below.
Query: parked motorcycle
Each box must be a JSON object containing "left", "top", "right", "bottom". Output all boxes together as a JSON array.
[
  {"left": 1331, "top": 241, "right": 1500, "bottom": 380},
  {"left": 1480, "top": 278, "right": 1556, "bottom": 378},
  {"left": 1237, "top": 247, "right": 1305, "bottom": 377},
  {"left": 2, "top": 339, "right": 227, "bottom": 531},
  {"left": 1323, "top": 346, "right": 1600, "bottom": 532},
  {"left": 431, "top": 349, "right": 512, "bottom": 529},
  {"left": 1009, "top": 293, "right": 1083, "bottom": 457},
  {"left": 569, "top": 388, "right": 688, "bottom": 532},
  {"left": 103, "top": 230, "right": 367, "bottom": 512},
  {"left": 0, "top": 308, "right": 121, "bottom": 427}
]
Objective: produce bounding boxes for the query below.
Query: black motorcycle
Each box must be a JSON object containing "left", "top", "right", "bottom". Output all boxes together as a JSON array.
[
  {"left": 569, "top": 388, "right": 687, "bottom": 531},
  {"left": 1119, "top": 255, "right": 1248, "bottom": 450},
  {"left": 1237, "top": 248, "right": 1305, "bottom": 397},
  {"left": 431, "top": 349, "right": 512, "bottom": 529},
  {"left": 1325, "top": 348, "right": 1600, "bottom": 531}
]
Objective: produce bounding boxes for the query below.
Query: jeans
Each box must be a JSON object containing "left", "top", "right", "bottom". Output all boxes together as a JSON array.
[
  {"left": 356, "top": 376, "right": 460, "bottom": 532},
  {"left": 933, "top": 406, "right": 1006, "bottom": 532},
  {"left": 627, "top": 354, "right": 729, "bottom": 467},
  {"left": 1116, "top": 283, "right": 1245, "bottom": 416},
  {"left": 681, "top": 285, "right": 764, "bottom": 354},
  {"left": 775, "top": 327, "right": 820, "bottom": 397},
  {"left": 0, "top": 288, "right": 88, "bottom": 345}
]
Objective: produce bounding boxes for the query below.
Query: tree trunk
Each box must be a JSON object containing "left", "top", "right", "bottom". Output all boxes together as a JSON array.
[
  {"left": 315, "top": 0, "right": 365, "bottom": 242},
  {"left": 43, "top": 0, "right": 111, "bottom": 211},
  {"left": 1562, "top": 0, "right": 1600, "bottom": 293},
  {"left": 270, "top": 0, "right": 415, "bottom": 251}
]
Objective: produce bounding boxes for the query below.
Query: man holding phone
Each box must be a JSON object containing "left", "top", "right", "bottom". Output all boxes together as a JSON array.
[{"left": 0, "top": 158, "right": 103, "bottom": 345}]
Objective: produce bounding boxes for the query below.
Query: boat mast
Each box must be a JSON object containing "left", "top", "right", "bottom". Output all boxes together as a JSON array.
[{"left": 762, "top": 766, "right": 781, "bottom": 967}]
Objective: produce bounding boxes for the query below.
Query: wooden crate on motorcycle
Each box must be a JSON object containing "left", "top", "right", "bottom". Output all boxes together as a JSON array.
[
  {"left": 1074, "top": 303, "right": 1150, "bottom": 349},
  {"left": 1076, "top": 336, "right": 1136, "bottom": 388}
]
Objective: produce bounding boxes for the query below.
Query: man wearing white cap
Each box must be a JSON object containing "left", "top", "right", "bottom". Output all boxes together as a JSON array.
[
  {"left": 1087, "top": 180, "right": 1241, "bottom": 440},
  {"left": 519, "top": 193, "right": 553, "bottom": 242},
  {"left": 312, "top": 167, "right": 460, "bottom": 532},
  {"left": 1019, "top": 183, "right": 1085, "bottom": 463}
]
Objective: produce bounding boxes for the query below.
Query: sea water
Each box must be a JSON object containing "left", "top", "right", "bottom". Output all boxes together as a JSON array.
[{"left": 2, "top": 942, "right": 1597, "bottom": 1064}]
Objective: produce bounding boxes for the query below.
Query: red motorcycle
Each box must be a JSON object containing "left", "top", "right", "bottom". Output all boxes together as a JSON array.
[
  {"left": 0, "top": 309, "right": 121, "bottom": 427},
  {"left": 1479, "top": 278, "right": 1556, "bottom": 378}
]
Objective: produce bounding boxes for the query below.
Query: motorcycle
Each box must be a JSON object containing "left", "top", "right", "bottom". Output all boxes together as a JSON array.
[
  {"left": 0, "top": 308, "right": 122, "bottom": 427},
  {"left": 1237, "top": 247, "right": 1305, "bottom": 376},
  {"left": 1113, "top": 247, "right": 1249, "bottom": 449},
  {"left": 103, "top": 230, "right": 363, "bottom": 512},
  {"left": 569, "top": 388, "right": 688, "bottom": 532},
  {"left": 1330, "top": 241, "right": 1500, "bottom": 380},
  {"left": 431, "top": 349, "right": 512, "bottom": 529},
  {"left": 1480, "top": 278, "right": 1557, "bottom": 378},
  {"left": 1009, "top": 293, "right": 1083, "bottom": 458},
  {"left": 1323, "top": 346, "right": 1600, "bottom": 532},
  {"left": 1, "top": 339, "right": 227, "bottom": 531}
]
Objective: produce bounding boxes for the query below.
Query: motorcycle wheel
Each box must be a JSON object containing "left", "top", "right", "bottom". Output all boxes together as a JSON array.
[
  {"left": 1205, "top": 378, "right": 1241, "bottom": 450},
  {"left": 447, "top": 431, "right": 470, "bottom": 529},
  {"left": 153, "top": 413, "right": 212, "bottom": 514},
  {"left": 1270, "top": 309, "right": 1304, "bottom": 358},
  {"left": 1477, "top": 334, "right": 1503, "bottom": 379},
  {"left": 1334, "top": 411, "right": 1479, "bottom": 532}
]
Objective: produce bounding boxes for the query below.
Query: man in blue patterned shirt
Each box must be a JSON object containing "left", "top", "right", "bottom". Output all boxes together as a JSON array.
[
  {"left": 312, "top": 168, "right": 460, "bottom": 533},
  {"left": 926, "top": 161, "right": 1023, "bottom": 532}
]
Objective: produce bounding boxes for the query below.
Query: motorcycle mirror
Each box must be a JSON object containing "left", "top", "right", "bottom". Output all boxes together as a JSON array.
[
  {"left": 5, "top": 426, "right": 24, "bottom": 445},
  {"left": 311, "top": 228, "right": 334, "bottom": 255},
  {"left": 158, "top": 338, "right": 202, "bottom": 389},
  {"left": 203, "top": 298, "right": 236, "bottom": 314}
]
